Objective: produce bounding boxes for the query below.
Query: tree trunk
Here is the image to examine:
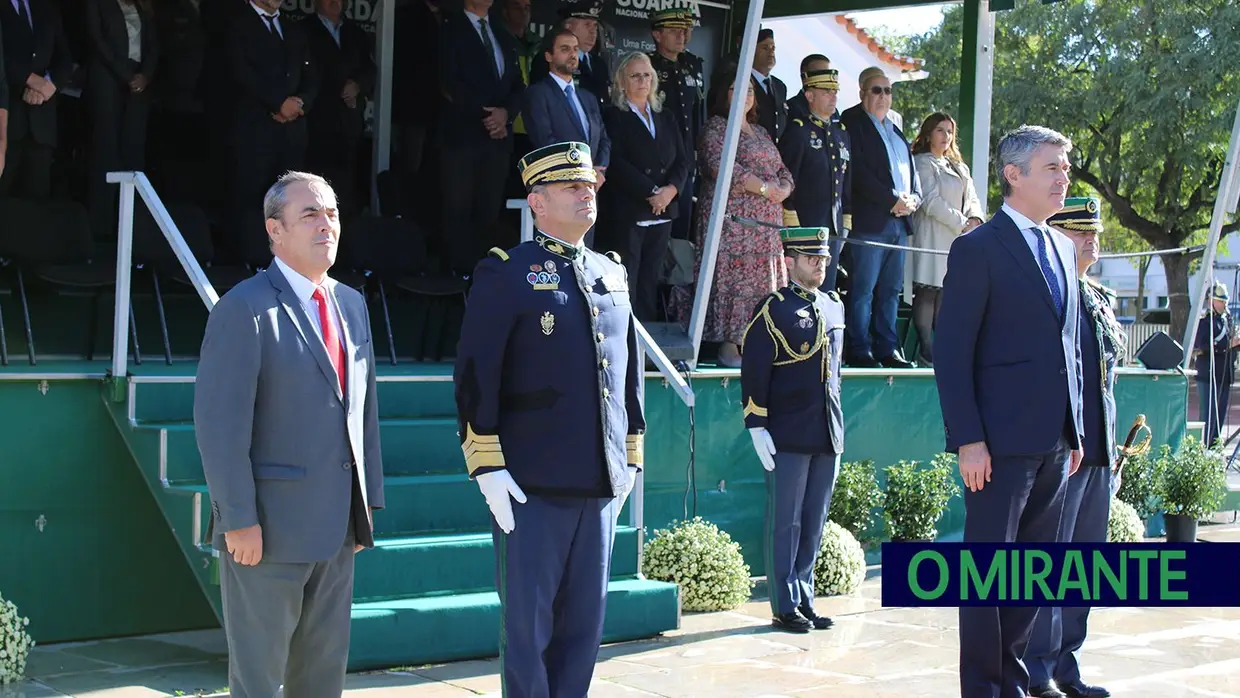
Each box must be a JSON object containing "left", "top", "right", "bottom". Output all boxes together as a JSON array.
[
  {"left": 1136, "top": 257, "right": 1148, "bottom": 320},
  {"left": 1163, "top": 252, "right": 1194, "bottom": 350}
]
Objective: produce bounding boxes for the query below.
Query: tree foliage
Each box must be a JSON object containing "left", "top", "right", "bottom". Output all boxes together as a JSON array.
[{"left": 896, "top": 0, "right": 1240, "bottom": 336}]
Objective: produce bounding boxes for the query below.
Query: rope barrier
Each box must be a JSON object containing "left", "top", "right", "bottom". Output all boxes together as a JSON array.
[{"left": 728, "top": 214, "right": 1207, "bottom": 260}]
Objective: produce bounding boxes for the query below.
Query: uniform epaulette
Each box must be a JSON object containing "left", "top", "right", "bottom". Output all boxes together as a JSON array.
[
  {"left": 827, "top": 290, "right": 841, "bottom": 303},
  {"left": 1085, "top": 278, "right": 1116, "bottom": 297},
  {"left": 792, "top": 118, "right": 804, "bottom": 127},
  {"left": 488, "top": 247, "right": 510, "bottom": 262},
  {"left": 605, "top": 251, "right": 622, "bottom": 264},
  {"left": 770, "top": 290, "right": 785, "bottom": 302}
]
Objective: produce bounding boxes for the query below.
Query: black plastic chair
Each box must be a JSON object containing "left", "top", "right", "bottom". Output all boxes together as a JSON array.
[
  {"left": 0, "top": 196, "right": 140, "bottom": 366},
  {"left": 133, "top": 201, "right": 216, "bottom": 364},
  {"left": 343, "top": 214, "right": 469, "bottom": 363}
]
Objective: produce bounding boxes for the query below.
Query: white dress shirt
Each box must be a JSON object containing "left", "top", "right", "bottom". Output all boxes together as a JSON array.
[{"left": 274, "top": 256, "right": 344, "bottom": 348}]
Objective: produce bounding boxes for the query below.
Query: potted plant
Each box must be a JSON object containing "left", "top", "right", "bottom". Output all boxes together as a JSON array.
[
  {"left": 1154, "top": 436, "right": 1227, "bottom": 542},
  {"left": 1107, "top": 499, "right": 1146, "bottom": 543},
  {"left": 1116, "top": 449, "right": 1158, "bottom": 520},
  {"left": 882, "top": 453, "right": 960, "bottom": 542},
  {"left": 640, "top": 517, "right": 754, "bottom": 612},
  {"left": 813, "top": 520, "right": 868, "bottom": 596},
  {"left": 0, "top": 591, "right": 34, "bottom": 684},
  {"left": 827, "top": 459, "right": 885, "bottom": 544}
]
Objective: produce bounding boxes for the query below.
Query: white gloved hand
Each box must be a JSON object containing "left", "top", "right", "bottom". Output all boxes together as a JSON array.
[
  {"left": 618, "top": 465, "right": 639, "bottom": 512},
  {"left": 476, "top": 470, "right": 527, "bottom": 533},
  {"left": 749, "top": 427, "right": 777, "bottom": 471}
]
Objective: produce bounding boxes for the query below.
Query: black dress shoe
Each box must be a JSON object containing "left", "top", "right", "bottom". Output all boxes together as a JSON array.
[
  {"left": 847, "top": 353, "right": 880, "bottom": 368},
  {"left": 1058, "top": 680, "right": 1110, "bottom": 698},
  {"left": 797, "top": 605, "right": 834, "bottom": 630},
  {"left": 877, "top": 351, "right": 915, "bottom": 369},
  {"left": 771, "top": 610, "right": 812, "bottom": 633},
  {"left": 1029, "top": 685, "right": 1067, "bottom": 698}
]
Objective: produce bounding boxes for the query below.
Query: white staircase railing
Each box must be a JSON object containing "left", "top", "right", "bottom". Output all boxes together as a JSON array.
[{"left": 106, "top": 171, "right": 219, "bottom": 381}]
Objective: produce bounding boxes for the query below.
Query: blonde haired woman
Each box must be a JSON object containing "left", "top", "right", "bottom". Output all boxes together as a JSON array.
[
  {"left": 909, "top": 112, "right": 983, "bottom": 365},
  {"left": 600, "top": 51, "right": 691, "bottom": 321}
]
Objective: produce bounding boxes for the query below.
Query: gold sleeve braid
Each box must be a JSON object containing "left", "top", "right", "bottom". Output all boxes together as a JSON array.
[{"left": 461, "top": 424, "right": 505, "bottom": 475}]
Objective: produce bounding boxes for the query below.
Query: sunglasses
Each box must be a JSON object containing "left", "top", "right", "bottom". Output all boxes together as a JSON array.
[{"left": 869, "top": 86, "right": 893, "bottom": 95}]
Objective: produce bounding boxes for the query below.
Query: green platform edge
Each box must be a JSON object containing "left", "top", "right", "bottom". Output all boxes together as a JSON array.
[{"left": 0, "top": 359, "right": 1195, "bottom": 651}]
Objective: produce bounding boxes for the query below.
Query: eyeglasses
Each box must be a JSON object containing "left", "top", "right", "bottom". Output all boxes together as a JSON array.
[{"left": 870, "top": 85, "right": 893, "bottom": 95}]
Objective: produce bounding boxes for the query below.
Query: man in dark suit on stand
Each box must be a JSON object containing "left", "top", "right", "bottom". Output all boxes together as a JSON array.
[
  {"left": 0, "top": 0, "right": 72, "bottom": 198},
  {"left": 522, "top": 24, "right": 609, "bottom": 248},
  {"left": 438, "top": 0, "right": 524, "bottom": 275},
  {"left": 225, "top": 0, "right": 318, "bottom": 246},
  {"left": 934, "top": 125, "right": 1085, "bottom": 698}
]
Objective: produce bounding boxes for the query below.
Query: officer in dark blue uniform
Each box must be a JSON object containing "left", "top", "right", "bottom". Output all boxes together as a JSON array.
[
  {"left": 778, "top": 69, "right": 852, "bottom": 292},
  {"left": 1026, "top": 198, "right": 1124, "bottom": 698},
  {"left": 648, "top": 9, "right": 705, "bottom": 242},
  {"left": 453, "top": 141, "right": 645, "bottom": 698},
  {"left": 740, "top": 227, "right": 845, "bottom": 633},
  {"left": 1194, "top": 280, "right": 1238, "bottom": 447}
]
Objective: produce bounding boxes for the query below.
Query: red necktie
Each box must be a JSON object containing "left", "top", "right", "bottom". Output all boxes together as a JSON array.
[{"left": 312, "top": 287, "right": 346, "bottom": 396}]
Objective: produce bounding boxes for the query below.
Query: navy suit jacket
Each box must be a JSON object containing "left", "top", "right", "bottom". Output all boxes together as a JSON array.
[
  {"left": 839, "top": 103, "right": 922, "bottom": 235},
  {"left": 522, "top": 74, "right": 611, "bottom": 168},
  {"left": 934, "top": 209, "right": 1084, "bottom": 457}
]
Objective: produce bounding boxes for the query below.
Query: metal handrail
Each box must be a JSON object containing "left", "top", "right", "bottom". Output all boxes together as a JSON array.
[
  {"left": 506, "top": 198, "right": 536, "bottom": 243},
  {"left": 105, "top": 171, "right": 220, "bottom": 381}
]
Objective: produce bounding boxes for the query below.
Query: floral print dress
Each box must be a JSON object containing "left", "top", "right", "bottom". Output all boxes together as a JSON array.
[{"left": 675, "top": 116, "right": 792, "bottom": 345}]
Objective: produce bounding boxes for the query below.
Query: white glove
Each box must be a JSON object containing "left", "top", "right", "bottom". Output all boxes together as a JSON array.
[
  {"left": 749, "top": 427, "right": 777, "bottom": 471},
  {"left": 618, "top": 466, "right": 639, "bottom": 512},
  {"left": 476, "top": 470, "right": 527, "bottom": 534}
]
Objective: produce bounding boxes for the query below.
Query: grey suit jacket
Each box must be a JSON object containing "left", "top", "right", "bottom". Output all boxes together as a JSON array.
[{"left": 194, "top": 261, "right": 385, "bottom": 564}]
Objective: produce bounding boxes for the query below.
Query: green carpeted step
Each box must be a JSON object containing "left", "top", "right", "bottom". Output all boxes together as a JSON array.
[
  {"left": 354, "top": 526, "right": 641, "bottom": 602},
  {"left": 174, "top": 474, "right": 497, "bottom": 536},
  {"left": 129, "top": 373, "right": 459, "bottom": 423},
  {"left": 345, "top": 578, "right": 681, "bottom": 672},
  {"left": 139, "top": 417, "right": 466, "bottom": 484}
]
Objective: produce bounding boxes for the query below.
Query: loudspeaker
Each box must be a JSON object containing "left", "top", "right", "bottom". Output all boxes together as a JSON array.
[{"left": 1135, "top": 331, "right": 1184, "bottom": 370}]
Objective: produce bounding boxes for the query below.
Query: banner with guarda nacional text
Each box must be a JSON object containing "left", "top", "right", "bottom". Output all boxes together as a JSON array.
[{"left": 880, "top": 543, "right": 1240, "bottom": 607}]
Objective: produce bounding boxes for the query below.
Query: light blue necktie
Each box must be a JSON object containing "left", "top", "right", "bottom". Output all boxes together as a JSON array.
[
  {"left": 1035, "top": 227, "right": 1064, "bottom": 318},
  {"left": 564, "top": 84, "right": 589, "bottom": 138}
]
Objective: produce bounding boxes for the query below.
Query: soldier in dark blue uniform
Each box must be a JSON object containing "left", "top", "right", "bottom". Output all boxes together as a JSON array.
[
  {"left": 740, "top": 227, "right": 845, "bottom": 633},
  {"left": 453, "top": 141, "right": 645, "bottom": 697},
  {"left": 649, "top": 9, "right": 705, "bottom": 242},
  {"left": 778, "top": 69, "right": 852, "bottom": 292},
  {"left": 1194, "top": 280, "right": 1238, "bottom": 447},
  {"left": 1026, "top": 198, "right": 1124, "bottom": 698}
]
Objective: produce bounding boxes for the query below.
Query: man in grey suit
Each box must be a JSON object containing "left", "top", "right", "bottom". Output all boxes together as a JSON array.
[{"left": 194, "top": 171, "right": 384, "bottom": 698}]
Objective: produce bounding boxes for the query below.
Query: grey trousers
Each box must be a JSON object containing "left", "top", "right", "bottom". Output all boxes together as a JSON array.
[
  {"left": 219, "top": 524, "right": 356, "bottom": 698},
  {"left": 764, "top": 452, "right": 841, "bottom": 616},
  {"left": 1025, "top": 466, "right": 1115, "bottom": 687}
]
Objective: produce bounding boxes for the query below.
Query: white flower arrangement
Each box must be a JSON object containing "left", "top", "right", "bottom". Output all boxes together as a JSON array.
[
  {"left": 1107, "top": 498, "right": 1146, "bottom": 543},
  {"left": 813, "top": 520, "right": 867, "bottom": 596},
  {"left": 0, "top": 592, "right": 34, "bottom": 684},
  {"left": 641, "top": 517, "right": 753, "bottom": 612}
]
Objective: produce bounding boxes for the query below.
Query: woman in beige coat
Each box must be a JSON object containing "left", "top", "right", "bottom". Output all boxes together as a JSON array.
[{"left": 909, "top": 112, "right": 984, "bottom": 365}]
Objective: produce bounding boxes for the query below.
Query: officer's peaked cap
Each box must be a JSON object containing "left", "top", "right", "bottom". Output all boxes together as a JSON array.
[{"left": 518, "top": 142, "right": 597, "bottom": 190}]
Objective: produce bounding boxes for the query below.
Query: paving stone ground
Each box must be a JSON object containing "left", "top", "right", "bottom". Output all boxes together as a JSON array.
[{"left": 5, "top": 524, "right": 1240, "bottom": 698}]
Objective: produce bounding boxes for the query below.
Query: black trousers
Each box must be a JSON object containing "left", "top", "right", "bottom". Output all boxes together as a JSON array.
[
  {"left": 612, "top": 219, "right": 671, "bottom": 322},
  {"left": 959, "top": 437, "right": 1070, "bottom": 698},
  {"left": 88, "top": 62, "right": 150, "bottom": 237},
  {"left": 440, "top": 136, "right": 511, "bottom": 274}
]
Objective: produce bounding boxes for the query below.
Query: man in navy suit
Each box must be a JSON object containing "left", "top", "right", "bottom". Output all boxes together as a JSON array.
[
  {"left": 522, "top": 24, "right": 610, "bottom": 247},
  {"left": 934, "top": 125, "right": 1085, "bottom": 698}
]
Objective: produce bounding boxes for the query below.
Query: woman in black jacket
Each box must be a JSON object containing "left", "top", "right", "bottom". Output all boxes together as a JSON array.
[
  {"left": 85, "top": 0, "right": 157, "bottom": 234},
  {"left": 599, "top": 50, "right": 690, "bottom": 322}
]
